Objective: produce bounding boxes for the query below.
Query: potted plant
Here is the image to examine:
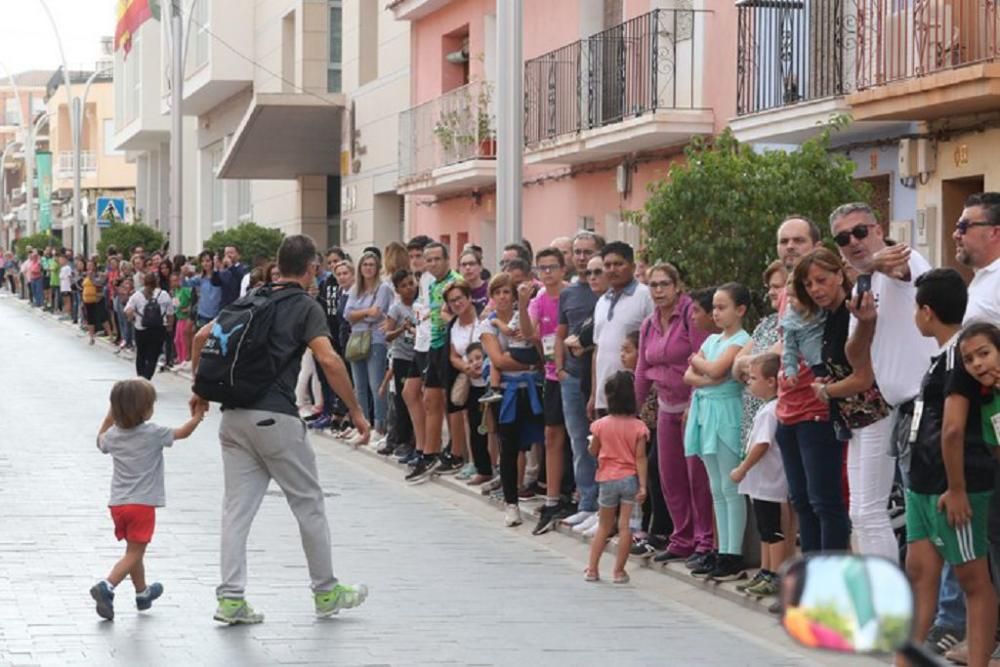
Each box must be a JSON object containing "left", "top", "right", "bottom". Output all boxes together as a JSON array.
[{"left": 476, "top": 83, "right": 495, "bottom": 158}]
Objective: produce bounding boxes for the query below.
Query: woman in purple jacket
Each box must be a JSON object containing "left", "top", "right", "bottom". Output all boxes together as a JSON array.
[{"left": 635, "top": 263, "right": 714, "bottom": 565}]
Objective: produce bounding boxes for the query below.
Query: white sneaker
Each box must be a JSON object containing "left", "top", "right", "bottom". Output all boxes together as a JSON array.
[
  {"left": 573, "top": 513, "right": 600, "bottom": 534},
  {"left": 582, "top": 521, "right": 600, "bottom": 538},
  {"left": 561, "top": 510, "right": 595, "bottom": 527},
  {"left": 504, "top": 504, "right": 522, "bottom": 527}
]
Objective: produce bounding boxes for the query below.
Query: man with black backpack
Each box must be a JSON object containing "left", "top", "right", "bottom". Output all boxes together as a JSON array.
[{"left": 189, "top": 234, "right": 370, "bottom": 625}]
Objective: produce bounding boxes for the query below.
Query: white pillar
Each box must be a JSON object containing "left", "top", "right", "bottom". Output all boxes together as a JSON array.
[{"left": 496, "top": 0, "right": 523, "bottom": 251}]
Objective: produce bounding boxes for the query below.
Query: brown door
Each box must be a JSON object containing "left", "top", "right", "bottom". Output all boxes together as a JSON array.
[{"left": 940, "top": 175, "right": 982, "bottom": 283}]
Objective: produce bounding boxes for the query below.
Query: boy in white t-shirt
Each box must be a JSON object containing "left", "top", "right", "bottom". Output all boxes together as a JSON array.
[
  {"left": 729, "top": 353, "right": 788, "bottom": 597},
  {"left": 58, "top": 255, "right": 73, "bottom": 319}
]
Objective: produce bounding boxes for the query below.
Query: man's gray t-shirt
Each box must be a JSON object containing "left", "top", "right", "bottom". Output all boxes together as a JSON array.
[
  {"left": 558, "top": 281, "right": 598, "bottom": 378},
  {"left": 387, "top": 301, "right": 416, "bottom": 361},
  {"left": 99, "top": 422, "right": 175, "bottom": 507},
  {"left": 244, "top": 288, "right": 330, "bottom": 416}
]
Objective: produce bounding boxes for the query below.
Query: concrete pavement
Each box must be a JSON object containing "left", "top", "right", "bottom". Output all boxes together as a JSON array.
[{"left": 0, "top": 294, "right": 879, "bottom": 666}]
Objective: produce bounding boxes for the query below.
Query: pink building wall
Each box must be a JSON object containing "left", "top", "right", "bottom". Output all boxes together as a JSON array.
[{"left": 407, "top": 0, "right": 737, "bottom": 265}]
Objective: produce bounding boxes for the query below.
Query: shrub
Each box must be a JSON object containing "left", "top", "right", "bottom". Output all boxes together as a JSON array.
[
  {"left": 15, "top": 233, "right": 61, "bottom": 260},
  {"left": 96, "top": 221, "right": 166, "bottom": 260},
  {"left": 203, "top": 222, "right": 284, "bottom": 267}
]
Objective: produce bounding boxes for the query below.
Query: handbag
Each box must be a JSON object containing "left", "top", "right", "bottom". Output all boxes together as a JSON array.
[
  {"left": 825, "top": 360, "right": 891, "bottom": 430},
  {"left": 345, "top": 329, "right": 372, "bottom": 362}
]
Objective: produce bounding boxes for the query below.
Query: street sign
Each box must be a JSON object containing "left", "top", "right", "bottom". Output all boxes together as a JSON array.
[{"left": 97, "top": 197, "right": 126, "bottom": 229}]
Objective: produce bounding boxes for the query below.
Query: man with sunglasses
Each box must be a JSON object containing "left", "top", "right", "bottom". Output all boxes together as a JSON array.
[
  {"left": 829, "top": 202, "right": 936, "bottom": 564},
  {"left": 957, "top": 193, "right": 1000, "bottom": 325},
  {"left": 555, "top": 232, "right": 606, "bottom": 529}
]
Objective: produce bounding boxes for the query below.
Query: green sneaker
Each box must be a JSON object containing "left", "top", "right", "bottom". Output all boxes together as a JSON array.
[
  {"left": 736, "top": 570, "right": 767, "bottom": 593},
  {"left": 213, "top": 598, "right": 264, "bottom": 625},
  {"left": 745, "top": 575, "right": 780, "bottom": 597},
  {"left": 314, "top": 583, "right": 369, "bottom": 618}
]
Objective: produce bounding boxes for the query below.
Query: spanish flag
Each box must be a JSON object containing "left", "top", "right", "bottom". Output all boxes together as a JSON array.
[{"left": 115, "top": 0, "right": 161, "bottom": 57}]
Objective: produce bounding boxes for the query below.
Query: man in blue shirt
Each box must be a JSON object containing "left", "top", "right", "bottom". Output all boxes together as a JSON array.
[{"left": 211, "top": 245, "right": 250, "bottom": 308}]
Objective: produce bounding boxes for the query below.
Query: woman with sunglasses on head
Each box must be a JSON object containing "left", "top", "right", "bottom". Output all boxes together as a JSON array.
[{"left": 635, "top": 263, "right": 714, "bottom": 566}]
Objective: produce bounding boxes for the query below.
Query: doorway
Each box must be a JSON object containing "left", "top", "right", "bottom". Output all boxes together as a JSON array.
[{"left": 941, "top": 175, "right": 981, "bottom": 283}]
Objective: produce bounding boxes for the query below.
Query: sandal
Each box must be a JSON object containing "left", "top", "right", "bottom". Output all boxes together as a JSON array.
[
  {"left": 583, "top": 568, "right": 600, "bottom": 582},
  {"left": 613, "top": 572, "right": 630, "bottom": 584}
]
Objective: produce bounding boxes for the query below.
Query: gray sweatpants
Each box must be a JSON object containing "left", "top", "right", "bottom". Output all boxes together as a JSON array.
[{"left": 216, "top": 409, "right": 337, "bottom": 599}]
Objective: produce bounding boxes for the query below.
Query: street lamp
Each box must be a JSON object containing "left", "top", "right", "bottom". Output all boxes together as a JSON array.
[{"left": 75, "top": 67, "right": 111, "bottom": 257}]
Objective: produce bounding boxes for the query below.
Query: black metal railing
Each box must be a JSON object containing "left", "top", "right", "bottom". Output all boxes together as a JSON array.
[
  {"left": 524, "top": 8, "right": 705, "bottom": 147},
  {"left": 736, "top": 0, "right": 851, "bottom": 116}
]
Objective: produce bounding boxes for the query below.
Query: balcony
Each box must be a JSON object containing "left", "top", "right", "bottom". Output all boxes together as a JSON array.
[
  {"left": 523, "top": 9, "right": 713, "bottom": 165},
  {"left": 57, "top": 151, "right": 97, "bottom": 179},
  {"left": 396, "top": 80, "right": 496, "bottom": 197},
  {"left": 181, "top": 0, "right": 254, "bottom": 116},
  {"left": 848, "top": 0, "right": 1000, "bottom": 121}
]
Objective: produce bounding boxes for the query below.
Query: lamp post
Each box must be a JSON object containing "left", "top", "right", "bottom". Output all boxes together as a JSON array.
[
  {"left": 496, "top": 0, "right": 523, "bottom": 252},
  {"left": 76, "top": 68, "right": 111, "bottom": 257}
]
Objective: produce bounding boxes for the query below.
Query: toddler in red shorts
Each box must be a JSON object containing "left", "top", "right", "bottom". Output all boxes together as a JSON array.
[{"left": 90, "top": 377, "right": 206, "bottom": 620}]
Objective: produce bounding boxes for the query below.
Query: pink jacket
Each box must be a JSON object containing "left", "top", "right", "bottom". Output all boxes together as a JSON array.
[{"left": 634, "top": 293, "right": 709, "bottom": 411}]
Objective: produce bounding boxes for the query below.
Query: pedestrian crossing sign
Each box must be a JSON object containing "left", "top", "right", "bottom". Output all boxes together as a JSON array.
[{"left": 97, "top": 197, "right": 126, "bottom": 228}]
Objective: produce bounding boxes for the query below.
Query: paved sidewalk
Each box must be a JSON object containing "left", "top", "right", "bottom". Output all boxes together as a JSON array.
[{"left": 0, "top": 294, "right": 876, "bottom": 666}]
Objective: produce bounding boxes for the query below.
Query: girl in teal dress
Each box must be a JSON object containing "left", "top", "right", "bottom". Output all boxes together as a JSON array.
[{"left": 683, "top": 283, "right": 752, "bottom": 580}]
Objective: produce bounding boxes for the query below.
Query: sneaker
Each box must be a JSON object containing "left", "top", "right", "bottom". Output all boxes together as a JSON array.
[
  {"left": 393, "top": 444, "right": 414, "bottom": 459},
  {"left": 377, "top": 441, "right": 395, "bottom": 456},
  {"left": 405, "top": 457, "right": 440, "bottom": 483},
  {"left": 314, "top": 583, "right": 368, "bottom": 618},
  {"left": 744, "top": 574, "right": 779, "bottom": 597},
  {"left": 532, "top": 504, "right": 562, "bottom": 536},
  {"left": 573, "top": 513, "right": 600, "bottom": 534},
  {"left": 690, "top": 552, "right": 719, "bottom": 577},
  {"left": 456, "top": 462, "right": 476, "bottom": 480},
  {"left": 555, "top": 502, "right": 578, "bottom": 520},
  {"left": 629, "top": 538, "right": 656, "bottom": 558},
  {"left": 303, "top": 410, "right": 324, "bottom": 422},
  {"left": 518, "top": 486, "right": 536, "bottom": 500},
  {"left": 308, "top": 415, "right": 333, "bottom": 430},
  {"left": 926, "top": 625, "right": 965, "bottom": 655},
  {"left": 479, "top": 388, "right": 503, "bottom": 404},
  {"left": 90, "top": 581, "right": 115, "bottom": 620},
  {"left": 213, "top": 598, "right": 264, "bottom": 625},
  {"left": 736, "top": 570, "right": 768, "bottom": 593},
  {"left": 582, "top": 521, "right": 600, "bottom": 538},
  {"left": 504, "top": 504, "right": 522, "bottom": 527},
  {"left": 135, "top": 582, "right": 164, "bottom": 611},
  {"left": 480, "top": 476, "right": 502, "bottom": 495},
  {"left": 685, "top": 551, "right": 710, "bottom": 570},
  {"left": 707, "top": 554, "right": 747, "bottom": 582},
  {"left": 653, "top": 549, "right": 690, "bottom": 564},
  {"left": 435, "top": 455, "right": 463, "bottom": 476},
  {"left": 561, "top": 510, "right": 595, "bottom": 527}
]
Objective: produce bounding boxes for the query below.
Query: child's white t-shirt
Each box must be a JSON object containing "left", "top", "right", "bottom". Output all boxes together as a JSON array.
[
  {"left": 737, "top": 400, "right": 788, "bottom": 503},
  {"left": 59, "top": 265, "right": 72, "bottom": 292}
]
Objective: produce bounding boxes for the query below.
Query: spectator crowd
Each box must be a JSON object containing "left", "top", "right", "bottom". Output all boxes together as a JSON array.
[{"left": 4, "top": 194, "right": 1000, "bottom": 665}]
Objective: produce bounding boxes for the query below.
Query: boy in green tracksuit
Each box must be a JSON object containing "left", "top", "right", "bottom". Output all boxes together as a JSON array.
[{"left": 906, "top": 269, "right": 998, "bottom": 667}]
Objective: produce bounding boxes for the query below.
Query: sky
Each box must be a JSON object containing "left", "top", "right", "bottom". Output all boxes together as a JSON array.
[{"left": 0, "top": 0, "right": 115, "bottom": 77}]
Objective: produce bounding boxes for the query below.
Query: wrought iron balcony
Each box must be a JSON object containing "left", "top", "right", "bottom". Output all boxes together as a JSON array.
[
  {"left": 736, "top": 0, "right": 852, "bottom": 116},
  {"left": 397, "top": 80, "right": 496, "bottom": 189},
  {"left": 855, "top": 0, "right": 1000, "bottom": 90},
  {"left": 524, "top": 8, "right": 705, "bottom": 148}
]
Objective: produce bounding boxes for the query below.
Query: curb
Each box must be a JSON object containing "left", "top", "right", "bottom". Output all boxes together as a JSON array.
[{"left": 9, "top": 292, "right": 776, "bottom": 618}]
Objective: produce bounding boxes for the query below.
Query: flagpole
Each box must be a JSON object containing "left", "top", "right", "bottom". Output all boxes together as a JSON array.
[{"left": 169, "top": 0, "right": 183, "bottom": 255}]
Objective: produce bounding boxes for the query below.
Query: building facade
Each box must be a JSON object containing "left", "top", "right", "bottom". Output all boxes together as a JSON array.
[
  {"left": 390, "top": 0, "right": 737, "bottom": 264},
  {"left": 113, "top": 0, "right": 346, "bottom": 257}
]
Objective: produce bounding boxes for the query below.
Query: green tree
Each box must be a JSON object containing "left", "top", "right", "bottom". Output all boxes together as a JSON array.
[
  {"left": 203, "top": 222, "right": 284, "bottom": 266},
  {"left": 97, "top": 221, "right": 166, "bottom": 260},
  {"left": 15, "top": 233, "right": 60, "bottom": 260},
  {"left": 641, "top": 126, "right": 871, "bottom": 325}
]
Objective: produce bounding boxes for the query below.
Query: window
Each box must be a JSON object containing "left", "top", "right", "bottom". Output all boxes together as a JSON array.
[
  {"left": 191, "top": 0, "right": 210, "bottom": 72},
  {"left": 237, "top": 180, "right": 251, "bottom": 221},
  {"left": 210, "top": 142, "right": 224, "bottom": 227},
  {"left": 103, "top": 119, "right": 123, "bottom": 156},
  {"left": 328, "top": 0, "right": 343, "bottom": 92},
  {"left": 4, "top": 96, "right": 19, "bottom": 126}
]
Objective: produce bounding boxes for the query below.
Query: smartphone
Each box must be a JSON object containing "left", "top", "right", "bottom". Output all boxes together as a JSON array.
[{"left": 856, "top": 273, "right": 872, "bottom": 306}]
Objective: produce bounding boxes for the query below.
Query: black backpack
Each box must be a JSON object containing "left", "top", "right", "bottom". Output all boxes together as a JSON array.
[
  {"left": 141, "top": 290, "right": 164, "bottom": 329},
  {"left": 193, "top": 282, "right": 307, "bottom": 407}
]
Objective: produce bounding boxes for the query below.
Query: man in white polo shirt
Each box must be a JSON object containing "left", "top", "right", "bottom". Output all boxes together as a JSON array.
[
  {"left": 588, "top": 241, "right": 654, "bottom": 419},
  {"left": 831, "top": 202, "right": 936, "bottom": 564},
  {"left": 957, "top": 193, "right": 1000, "bottom": 325}
]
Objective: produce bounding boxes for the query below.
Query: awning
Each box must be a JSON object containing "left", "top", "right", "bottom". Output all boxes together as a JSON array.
[{"left": 217, "top": 92, "right": 346, "bottom": 180}]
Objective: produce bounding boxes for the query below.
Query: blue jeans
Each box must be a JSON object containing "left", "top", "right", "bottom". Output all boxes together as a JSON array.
[
  {"left": 350, "top": 342, "right": 388, "bottom": 432},
  {"left": 30, "top": 278, "right": 44, "bottom": 307},
  {"left": 934, "top": 563, "right": 967, "bottom": 630},
  {"left": 776, "top": 419, "right": 850, "bottom": 552},
  {"left": 560, "top": 373, "right": 597, "bottom": 512}
]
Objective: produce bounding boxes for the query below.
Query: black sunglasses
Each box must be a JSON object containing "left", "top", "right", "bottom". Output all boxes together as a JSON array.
[
  {"left": 834, "top": 224, "right": 873, "bottom": 247},
  {"left": 583, "top": 269, "right": 603, "bottom": 277},
  {"left": 956, "top": 218, "right": 999, "bottom": 235}
]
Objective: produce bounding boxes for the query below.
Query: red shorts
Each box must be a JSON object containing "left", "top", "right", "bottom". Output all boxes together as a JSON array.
[{"left": 110, "top": 504, "right": 156, "bottom": 543}]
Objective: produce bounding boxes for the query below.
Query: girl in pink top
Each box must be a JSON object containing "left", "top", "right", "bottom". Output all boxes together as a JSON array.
[{"left": 585, "top": 371, "right": 649, "bottom": 584}]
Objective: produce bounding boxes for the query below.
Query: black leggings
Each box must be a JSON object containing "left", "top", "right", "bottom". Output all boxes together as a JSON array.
[
  {"left": 753, "top": 498, "right": 784, "bottom": 544},
  {"left": 464, "top": 385, "right": 490, "bottom": 476},
  {"left": 493, "top": 388, "right": 543, "bottom": 506},
  {"left": 135, "top": 326, "right": 166, "bottom": 380},
  {"left": 390, "top": 358, "right": 415, "bottom": 446},
  {"left": 641, "top": 431, "right": 673, "bottom": 537}
]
